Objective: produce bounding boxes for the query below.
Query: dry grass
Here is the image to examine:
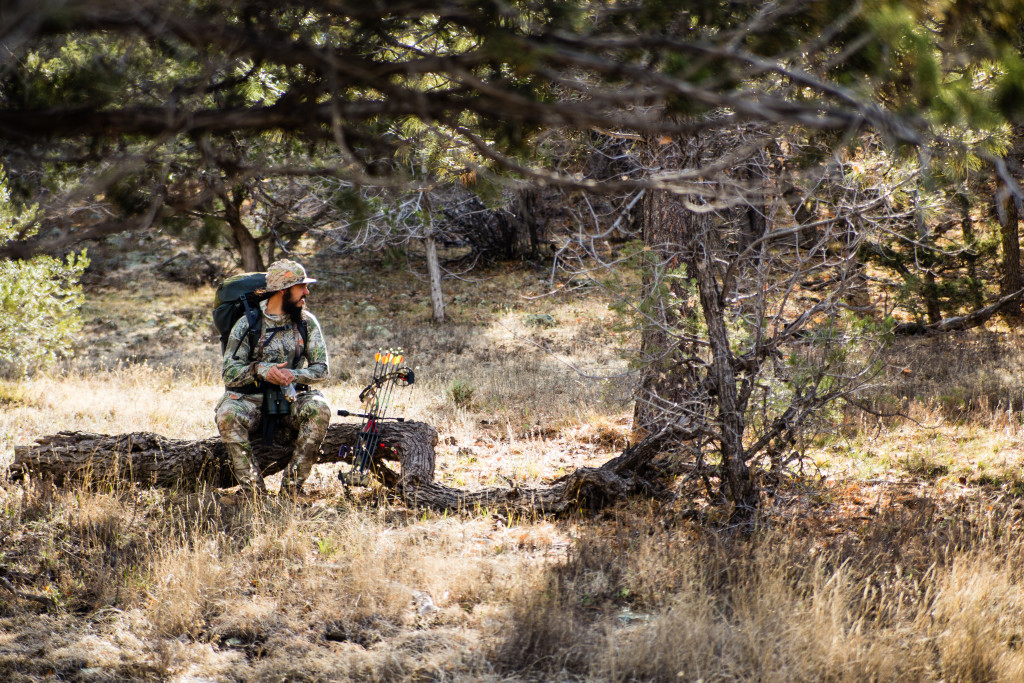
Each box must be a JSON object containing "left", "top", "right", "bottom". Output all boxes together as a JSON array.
[
  {"left": 816, "top": 327, "right": 1024, "bottom": 489},
  {"left": 488, "top": 497, "right": 1024, "bottom": 682},
  {"left": 882, "top": 329, "right": 1024, "bottom": 419},
  {"left": 0, "top": 482, "right": 535, "bottom": 681},
  {"left": 9, "top": 477, "right": 1024, "bottom": 681},
  {"left": 6, "top": 249, "right": 1024, "bottom": 680}
]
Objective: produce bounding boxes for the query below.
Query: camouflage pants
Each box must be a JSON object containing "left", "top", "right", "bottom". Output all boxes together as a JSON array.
[{"left": 215, "top": 390, "right": 331, "bottom": 494}]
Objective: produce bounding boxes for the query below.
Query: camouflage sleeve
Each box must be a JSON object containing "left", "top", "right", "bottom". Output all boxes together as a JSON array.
[
  {"left": 222, "top": 316, "right": 259, "bottom": 388},
  {"left": 293, "top": 311, "right": 329, "bottom": 385}
]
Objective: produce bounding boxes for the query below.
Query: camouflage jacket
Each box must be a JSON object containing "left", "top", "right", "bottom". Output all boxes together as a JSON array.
[{"left": 222, "top": 301, "right": 329, "bottom": 391}]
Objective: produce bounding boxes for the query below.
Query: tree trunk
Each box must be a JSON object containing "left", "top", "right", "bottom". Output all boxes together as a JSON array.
[
  {"left": 997, "top": 180, "right": 1023, "bottom": 319},
  {"left": 742, "top": 168, "right": 768, "bottom": 260},
  {"left": 424, "top": 233, "right": 446, "bottom": 323},
  {"left": 958, "top": 191, "right": 984, "bottom": 308},
  {"left": 510, "top": 187, "right": 544, "bottom": 258},
  {"left": 632, "top": 143, "right": 707, "bottom": 438},
  {"left": 215, "top": 181, "right": 265, "bottom": 273},
  {"left": 226, "top": 212, "right": 264, "bottom": 274},
  {"left": 923, "top": 270, "right": 942, "bottom": 324},
  {"left": 266, "top": 219, "right": 283, "bottom": 265},
  {"left": 632, "top": 133, "right": 760, "bottom": 522},
  {"left": 912, "top": 179, "right": 943, "bottom": 325},
  {"left": 692, "top": 255, "right": 758, "bottom": 521}
]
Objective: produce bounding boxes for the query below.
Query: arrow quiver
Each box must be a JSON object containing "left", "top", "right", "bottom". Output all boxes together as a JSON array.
[{"left": 337, "top": 349, "right": 415, "bottom": 487}]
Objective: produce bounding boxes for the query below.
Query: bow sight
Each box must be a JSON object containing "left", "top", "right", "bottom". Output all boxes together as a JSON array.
[{"left": 337, "top": 350, "right": 415, "bottom": 487}]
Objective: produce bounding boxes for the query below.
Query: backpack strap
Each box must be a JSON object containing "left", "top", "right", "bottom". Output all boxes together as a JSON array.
[
  {"left": 231, "top": 294, "right": 264, "bottom": 362},
  {"left": 298, "top": 319, "right": 308, "bottom": 359}
]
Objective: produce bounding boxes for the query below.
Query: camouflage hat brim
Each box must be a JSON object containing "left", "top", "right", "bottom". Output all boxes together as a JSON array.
[
  {"left": 256, "top": 278, "right": 316, "bottom": 295},
  {"left": 264, "top": 279, "right": 317, "bottom": 292},
  {"left": 266, "top": 277, "right": 317, "bottom": 290}
]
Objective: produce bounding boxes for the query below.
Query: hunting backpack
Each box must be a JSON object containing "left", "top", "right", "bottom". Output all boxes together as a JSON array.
[{"left": 212, "top": 272, "right": 308, "bottom": 360}]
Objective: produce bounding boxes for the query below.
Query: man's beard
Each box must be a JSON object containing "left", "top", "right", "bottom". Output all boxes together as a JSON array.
[{"left": 282, "top": 290, "right": 305, "bottom": 324}]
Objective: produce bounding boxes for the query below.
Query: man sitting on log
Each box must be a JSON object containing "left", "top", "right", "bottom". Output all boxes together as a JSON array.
[{"left": 215, "top": 259, "right": 331, "bottom": 497}]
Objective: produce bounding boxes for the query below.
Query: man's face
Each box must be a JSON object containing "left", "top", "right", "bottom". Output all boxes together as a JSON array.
[
  {"left": 286, "top": 283, "right": 309, "bottom": 309},
  {"left": 282, "top": 283, "right": 310, "bottom": 321}
]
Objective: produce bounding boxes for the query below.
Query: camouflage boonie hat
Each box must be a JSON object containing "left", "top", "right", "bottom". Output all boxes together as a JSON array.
[{"left": 263, "top": 259, "right": 317, "bottom": 292}]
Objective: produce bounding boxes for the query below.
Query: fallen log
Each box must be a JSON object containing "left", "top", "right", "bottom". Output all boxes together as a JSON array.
[
  {"left": 11, "top": 422, "right": 682, "bottom": 516},
  {"left": 398, "top": 425, "right": 683, "bottom": 514},
  {"left": 10, "top": 421, "right": 438, "bottom": 489}
]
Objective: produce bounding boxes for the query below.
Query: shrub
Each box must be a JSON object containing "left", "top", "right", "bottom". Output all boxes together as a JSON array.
[
  {"left": 448, "top": 379, "right": 475, "bottom": 407},
  {"left": 0, "top": 169, "right": 89, "bottom": 373}
]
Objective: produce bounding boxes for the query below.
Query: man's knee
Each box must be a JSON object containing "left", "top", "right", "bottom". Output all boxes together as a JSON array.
[
  {"left": 216, "top": 398, "right": 258, "bottom": 441},
  {"left": 297, "top": 395, "right": 331, "bottom": 431}
]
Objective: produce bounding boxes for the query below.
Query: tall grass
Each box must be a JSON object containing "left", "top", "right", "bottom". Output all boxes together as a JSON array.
[
  {"left": 855, "top": 327, "right": 1024, "bottom": 423},
  {"left": 0, "top": 481, "right": 531, "bottom": 680}
]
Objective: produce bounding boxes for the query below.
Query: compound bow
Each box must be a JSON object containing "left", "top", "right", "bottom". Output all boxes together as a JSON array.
[{"left": 337, "top": 349, "right": 415, "bottom": 486}]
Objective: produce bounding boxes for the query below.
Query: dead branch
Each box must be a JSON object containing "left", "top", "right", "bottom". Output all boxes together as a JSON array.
[
  {"left": 399, "top": 425, "right": 686, "bottom": 514},
  {"left": 892, "top": 287, "right": 1024, "bottom": 335},
  {"left": 0, "top": 575, "right": 57, "bottom": 609}
]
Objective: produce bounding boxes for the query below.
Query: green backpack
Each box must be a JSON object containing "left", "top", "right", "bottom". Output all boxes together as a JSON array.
[
  {"left": 212, "top": 273, "right": 309, "bottom": 359},
  {"left": 213, "top": 273, "right": 268, "bottom": 356}
]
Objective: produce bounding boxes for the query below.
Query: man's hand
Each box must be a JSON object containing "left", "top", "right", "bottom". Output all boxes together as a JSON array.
[{"left": 266, "top": 362, "right": 295, "bottom": 386}]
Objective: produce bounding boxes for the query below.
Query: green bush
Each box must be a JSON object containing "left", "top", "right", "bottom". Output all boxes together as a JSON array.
[{"left": 0, "top": 169, "right": 89, "bottom": 373}]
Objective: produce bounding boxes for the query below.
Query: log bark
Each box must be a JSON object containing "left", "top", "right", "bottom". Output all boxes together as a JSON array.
[{"left": 10, "top": 421, "right": 438, "bottom": 489}]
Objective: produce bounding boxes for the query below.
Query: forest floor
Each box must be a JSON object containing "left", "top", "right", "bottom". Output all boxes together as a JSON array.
[{"left": 4, "top": 237, "right": 1024, "bottom": 681}]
